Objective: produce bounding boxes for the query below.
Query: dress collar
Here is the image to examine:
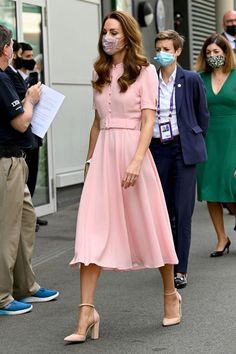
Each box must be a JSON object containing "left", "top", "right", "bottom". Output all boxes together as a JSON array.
[{"left": 112, "top": 62, "right": 123, "bottom": 68}]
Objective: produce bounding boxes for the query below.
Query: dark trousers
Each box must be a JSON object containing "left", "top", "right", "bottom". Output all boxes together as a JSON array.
[
  {"left": 25, "top": 147, "right": 40, "bottom": 197},
  {"left": 149, "top": 137, "right": 196, "bottom": 273}
]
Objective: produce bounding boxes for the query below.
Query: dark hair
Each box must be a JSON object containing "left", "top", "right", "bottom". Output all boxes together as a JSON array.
[
  {"left": 20, "top": 42, "right": 33, "bottom": 52},
  {"left": 92, "top": 10, "right": 149, "bottom": 93},
  {"left": 195, "top": 33, "right": 236, "bottom": 73},
  {"left": 155, "top": 29, "right": 185, "bottom": 50},
  {"left": 13, "top": 39, "right": 22, "bottom": 53},
  {"left": 0, "top": 24, "right": 12, "bottom": 56}
]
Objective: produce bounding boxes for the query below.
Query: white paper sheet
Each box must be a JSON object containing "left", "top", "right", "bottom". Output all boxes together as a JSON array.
[{"left": 31, "top": 84, "right": 65, "bottom": 138}]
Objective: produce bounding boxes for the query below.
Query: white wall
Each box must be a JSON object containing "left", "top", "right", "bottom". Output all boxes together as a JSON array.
[
  {"left": 215, "top": 0, "right": 235, "bottom": 32},
  {"left": 47, "top": 0, "right": 101, "bottom": 187}
]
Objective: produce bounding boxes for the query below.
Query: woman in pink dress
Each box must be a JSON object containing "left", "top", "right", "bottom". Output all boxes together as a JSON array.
[{"left": 64, "top": 11, "right": 181, "bottom": 343}]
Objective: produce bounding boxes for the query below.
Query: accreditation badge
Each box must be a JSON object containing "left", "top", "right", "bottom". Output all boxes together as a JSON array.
[{"left": 159, "top": 122, "right": 174, "bottom": 143}]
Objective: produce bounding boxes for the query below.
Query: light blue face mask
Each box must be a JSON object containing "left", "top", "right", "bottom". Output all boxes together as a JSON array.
[{"left": 153, "top": 51, "right": 175, "bottom": 67}]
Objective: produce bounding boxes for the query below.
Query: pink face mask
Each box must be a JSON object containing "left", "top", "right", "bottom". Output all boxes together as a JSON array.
[{"left": 102, "top": 34, "right": 123, "bottom": 55}]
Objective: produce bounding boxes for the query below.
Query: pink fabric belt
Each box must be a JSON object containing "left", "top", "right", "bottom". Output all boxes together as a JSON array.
[{"left": 100, "top": 117, "right": 141, "bottom": 130}]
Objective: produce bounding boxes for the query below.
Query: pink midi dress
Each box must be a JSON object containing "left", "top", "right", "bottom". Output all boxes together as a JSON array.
[{"left": 70, "top": 63, "right": 178, "bottom": 270}]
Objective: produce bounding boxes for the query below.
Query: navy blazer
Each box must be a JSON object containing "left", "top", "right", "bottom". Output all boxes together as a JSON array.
[{"left": 173, "top": 66, "right": 209, "bottom": 165}]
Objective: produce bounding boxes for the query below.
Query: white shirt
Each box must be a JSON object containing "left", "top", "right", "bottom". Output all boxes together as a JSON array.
[
  {"left": 153, "top": 67, "right": 179, "bottom": 138},
  {"left": 223, "top": 32, "right": 236, "bottom": 49},
  {"left": 18, "top": 69, "right": 28, "bottom": 81}
]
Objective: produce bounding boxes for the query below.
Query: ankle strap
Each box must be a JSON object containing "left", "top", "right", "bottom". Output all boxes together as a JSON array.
[
  {"left": 164, "top": 290, "right": 177, "bottom": 296},
  {"left": 79, "top": 303, "right": 94, "bottom": 308}
]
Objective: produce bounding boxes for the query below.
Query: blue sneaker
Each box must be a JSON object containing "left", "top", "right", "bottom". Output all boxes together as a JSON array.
[
  {"left": 0, "top": 300, "right": 32, "bottom": 315},
  {"left": 20, "top": 288, "right": 59, "bottom": 303}
]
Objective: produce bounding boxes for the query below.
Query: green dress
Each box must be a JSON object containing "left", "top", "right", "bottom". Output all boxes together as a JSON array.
[{"left": 197, "top": 69, "right": 236, "bottom": 202}]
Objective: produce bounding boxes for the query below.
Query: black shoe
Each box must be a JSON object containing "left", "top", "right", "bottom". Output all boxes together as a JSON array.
[
  {"left": 36, "top": 217, "right": 48, "bottom": 226},
  {"left": 174, "top": 273, "right": 187, "bottom": 289},
  {"left": 35, "top": 223, "right": 40, "bottom": 232},
  {"left": 222, "top": 203, "right": 233, "bottom": 215},
  {"left": 210, "top": 238, "right": 231, "bottom": 257}
]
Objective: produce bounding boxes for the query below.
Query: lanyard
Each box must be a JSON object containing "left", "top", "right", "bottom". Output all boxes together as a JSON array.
[{"left": 157, "top": 80, "right": 176, "bottom": 120}]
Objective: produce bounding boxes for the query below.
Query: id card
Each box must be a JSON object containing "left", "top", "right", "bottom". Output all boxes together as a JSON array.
[{"left": 159, "top": 122, "right": 174, "bottom": 143}]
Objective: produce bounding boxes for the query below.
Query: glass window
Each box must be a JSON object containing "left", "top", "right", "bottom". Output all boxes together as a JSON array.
[
  {"left": 22, "top": 3, "right": 49, "bottom": 206},
  {"left": 22, "top": 3, "right": 42, "bottom": 56},
  {"left": 0, "top": 0, "right": 17, "bottom": 38}
]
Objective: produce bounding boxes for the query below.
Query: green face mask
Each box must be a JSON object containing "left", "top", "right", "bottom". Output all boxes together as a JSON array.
[{"left": 206, "top": 55, "right": 225, "bottom": 68}]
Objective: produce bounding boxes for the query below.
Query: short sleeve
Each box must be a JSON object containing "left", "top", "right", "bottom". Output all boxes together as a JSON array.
[
  {"left": 0, "top": 73, "right": 24, "bottom": 120},
  {"left": 92, "top": 69, "right": 98, "bottom": 110},
  {"left": 140, "top": 64, "right": 158, "bottom": 111}
]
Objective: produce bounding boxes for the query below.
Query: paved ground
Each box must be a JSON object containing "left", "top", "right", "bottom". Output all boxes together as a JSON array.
[{"left": 1, "top": 200, "right": 236, "bottom": 354}]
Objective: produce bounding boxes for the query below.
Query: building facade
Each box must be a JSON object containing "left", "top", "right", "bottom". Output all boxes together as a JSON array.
[{"left": 0, "top": 0, "right": 101, "bottom": 216}]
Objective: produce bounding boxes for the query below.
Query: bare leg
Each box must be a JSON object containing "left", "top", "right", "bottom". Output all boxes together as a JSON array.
[
  {"left": 207, "top": 202, "right": 228, "bottom": 251},
  {"left": 75, "top": 263, "right": 101, "bottom": 335},
  {"left": 159, "top": 264, "right": 181, "bottom": 321}
]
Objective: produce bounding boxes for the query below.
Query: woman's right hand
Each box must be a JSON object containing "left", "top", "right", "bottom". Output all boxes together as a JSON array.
[
  {"left": 122, "top": 158, "right": 142, "bottom": 189},
  {"left": 234, "top": 170, "right": 236, "bottom": 179}
]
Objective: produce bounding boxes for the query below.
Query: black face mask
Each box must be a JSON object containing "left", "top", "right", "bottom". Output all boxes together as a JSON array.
[
  {"left": 226, "top": 25, "right": 236, "bottom": 36},
  {"left": 21, "top": 58, "right": 36, "bottom": 71}
]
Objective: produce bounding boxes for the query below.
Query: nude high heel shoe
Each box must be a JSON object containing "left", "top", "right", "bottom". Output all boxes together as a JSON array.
[
  {"left": 64, "top": 303, "right": 100, "bottom": 343},
  {"left": 162, "top": 290, "right": 182, "bottom": 327}
]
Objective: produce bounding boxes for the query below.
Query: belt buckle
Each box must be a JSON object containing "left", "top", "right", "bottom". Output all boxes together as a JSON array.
[
  {"left": 162, "top": 135, "right": 176, "bottom": 145},
  {"left": 160, "top": 138, "right": 172, "bottom": 145},
  {"left": 162, "top": 140, "right": 171, "bottom": 145}
]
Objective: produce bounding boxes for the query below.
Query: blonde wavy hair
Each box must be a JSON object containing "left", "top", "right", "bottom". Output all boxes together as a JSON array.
[{"left": 92, "top": 11, "right": 149, "bottom": 93}]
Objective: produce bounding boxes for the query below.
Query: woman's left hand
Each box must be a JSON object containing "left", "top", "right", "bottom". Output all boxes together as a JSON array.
[
  {"left": 234, "top": 170, "right": 236, "bottom": 179},
  {"left": 122, "top": 159, "right": 142, "bottom": 189}
]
